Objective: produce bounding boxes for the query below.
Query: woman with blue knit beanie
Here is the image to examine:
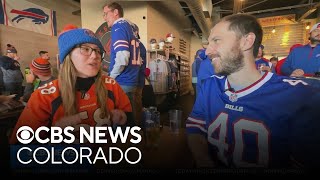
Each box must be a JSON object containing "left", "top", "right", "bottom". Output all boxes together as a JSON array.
[{"left": 10, "top": 25, "right": 134, "bottom": 144}]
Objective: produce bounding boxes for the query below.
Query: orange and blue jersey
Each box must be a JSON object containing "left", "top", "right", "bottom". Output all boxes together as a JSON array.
[{"left": 9, "top": 75, "right": 132, "bottom": 144}]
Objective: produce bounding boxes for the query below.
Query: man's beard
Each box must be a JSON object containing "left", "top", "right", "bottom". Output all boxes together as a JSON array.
[
  {"left": 215, "top": 45, "right": 245, "bottom": 76},
  {"left": 310, "top": 36, "right": 320, "bottom": 44}
]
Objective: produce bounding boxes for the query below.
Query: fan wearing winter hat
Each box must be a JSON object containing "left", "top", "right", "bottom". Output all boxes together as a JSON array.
[
  {"left": 0, "top": 44, "right": 23, "bottom": 97},
  {"left": 281, "top": 22, "right": 320, "bottom": 77},
  {"left": 22, "top": 57, "right": 56, "bottom": 102},
  {"left": 9, "top": 25, "right": 134, "bottom": 145},
  {"left": 6, "top": 44, "right": 20, "bottom": 60}
]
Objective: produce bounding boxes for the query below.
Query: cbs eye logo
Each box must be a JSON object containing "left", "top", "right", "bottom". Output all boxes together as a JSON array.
[{"left": 16, "top": 126, "right": 34, "bottom": 144}]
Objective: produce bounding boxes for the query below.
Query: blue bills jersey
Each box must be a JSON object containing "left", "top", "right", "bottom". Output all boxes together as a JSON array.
[
  {"left": 255, "top": 58, "right": 275, "bottom": 73},
  {"left": 109, "top": 18, "right": 141, "bottom": 86},
  {"left": 255, "top": 58, "right": 272, "bottom": 69},
  {"left": 187, "top": 72, "right": 320, "bottom": 167}
]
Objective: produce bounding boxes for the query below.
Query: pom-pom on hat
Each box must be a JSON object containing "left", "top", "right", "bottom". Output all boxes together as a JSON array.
[
  {"left": 58, "top": 24, "right": 104, "bottom": 64},
  {"left": 30, "top": 57, "right": 51, "bottom": 76},
  {"left": 7, "top": 44, "right": 17, "bottom": 53},
  {"left": 166, "top": 33, "right": 175, "bottom": 38}
]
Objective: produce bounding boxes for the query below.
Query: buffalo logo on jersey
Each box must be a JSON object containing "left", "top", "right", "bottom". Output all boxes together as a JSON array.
[{"left": 10, "top": 8, "right": 49, "bottom": 24}]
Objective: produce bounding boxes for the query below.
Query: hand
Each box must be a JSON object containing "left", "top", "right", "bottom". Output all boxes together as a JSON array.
[
  {"left": 261, "top": 66, "right": 271, "bottom": 72},
  {"left": 54, "top": 114, "right": 82, "bottom": 128},
  {"left": 110, "top": 109, "right": 127, "bottom": 125},
  {"left": 0, "top": 94, "right": 16, "bottom": 103},
  {"left": 290, "top": 69, "right": 304, "bottom": 77},
  {"left": 26, "top": 72, "right": 36, "bottom": 83}
]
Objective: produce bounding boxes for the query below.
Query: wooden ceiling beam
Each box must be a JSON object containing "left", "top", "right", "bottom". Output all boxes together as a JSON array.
[{"left": 296, "top": 2, "right": 320, "bottom": 21}]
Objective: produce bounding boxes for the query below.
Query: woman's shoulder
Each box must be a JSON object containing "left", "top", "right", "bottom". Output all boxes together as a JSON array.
[
  {"left": 102, "top": 75, "right": 117, "bottom": 85},
  {"left": 101, "top": 75, "right": 122, "bottom": 91}
]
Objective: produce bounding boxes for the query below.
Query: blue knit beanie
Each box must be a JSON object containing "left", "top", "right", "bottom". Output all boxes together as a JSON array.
[{"left": 58, "top": 25, "right": 104, "bottom": 64}]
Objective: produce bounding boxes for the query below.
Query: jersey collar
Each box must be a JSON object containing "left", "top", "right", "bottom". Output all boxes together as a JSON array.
[{"left": 224, "top": 72, "right": 273, "bottom": 99}]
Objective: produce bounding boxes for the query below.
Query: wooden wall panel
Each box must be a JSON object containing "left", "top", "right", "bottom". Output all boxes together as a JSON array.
[{"left": 262, "top": 23, "right": 305, "bottom": 58}]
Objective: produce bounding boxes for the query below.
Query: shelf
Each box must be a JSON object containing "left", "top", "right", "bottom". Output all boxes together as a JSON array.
[
  {"left": 148, "top": 49, "right": 188, "bottom": 59},
  {"left": 148, "top": 47, "right": 190, "bottom": 97},
  {"left": 148, "top": 49, "right": 166, "bottom": 53}
]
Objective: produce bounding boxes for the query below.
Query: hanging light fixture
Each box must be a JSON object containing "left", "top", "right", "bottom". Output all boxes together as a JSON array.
[
  {"left": 306, "top": 22, "right": 310, "bottom": 30},
  {"left": 272, "top": 19, "right": 276, "bottom": 33}
]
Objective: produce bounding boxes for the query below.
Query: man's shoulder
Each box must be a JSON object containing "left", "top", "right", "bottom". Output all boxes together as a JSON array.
[
  {"left": 0, "top": 56, "right": 13, "bottom": 65},
  {"left": 0, "top": 55, "right": 11, "bottom": 61},
  {"left": 202, "top": 74, "right": 224, "bottom": 85},
  {"left": 113, "top": 19, "right": 130, "bottom": 30},
  {"left": 269, "top": 75, "right": 319, "bottom": 96},
  {"left": 200, "top": 58, "right": 211, "bottom": 67},
  {"left": 291, "top": 44, "right": 311, "bottom": 53},
  {"left": 261, "top": 57, "right": 269, "bottom": 63}
]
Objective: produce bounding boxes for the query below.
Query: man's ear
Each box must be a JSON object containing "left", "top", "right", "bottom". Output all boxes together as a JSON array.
[
  {"left": 114, "top": 9, "right": 119, "bottom": 17},
  {"left": 241, "top": 32, "right": 256, "bottom": 51}
]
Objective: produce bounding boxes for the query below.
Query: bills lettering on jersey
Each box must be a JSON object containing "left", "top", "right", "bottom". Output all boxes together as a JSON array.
[{"left": 225, "top": 104, "right": 243, "bottom": 112}]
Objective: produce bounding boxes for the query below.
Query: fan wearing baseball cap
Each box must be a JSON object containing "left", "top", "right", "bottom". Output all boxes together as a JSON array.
[{"left": 281, "top": 22, "right": 320, "bottom": 77}]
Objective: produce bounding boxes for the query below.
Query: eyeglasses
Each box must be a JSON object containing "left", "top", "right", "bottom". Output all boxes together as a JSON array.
[{"left": 76, "top": 45, "right": 105, "bottom": 59}]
